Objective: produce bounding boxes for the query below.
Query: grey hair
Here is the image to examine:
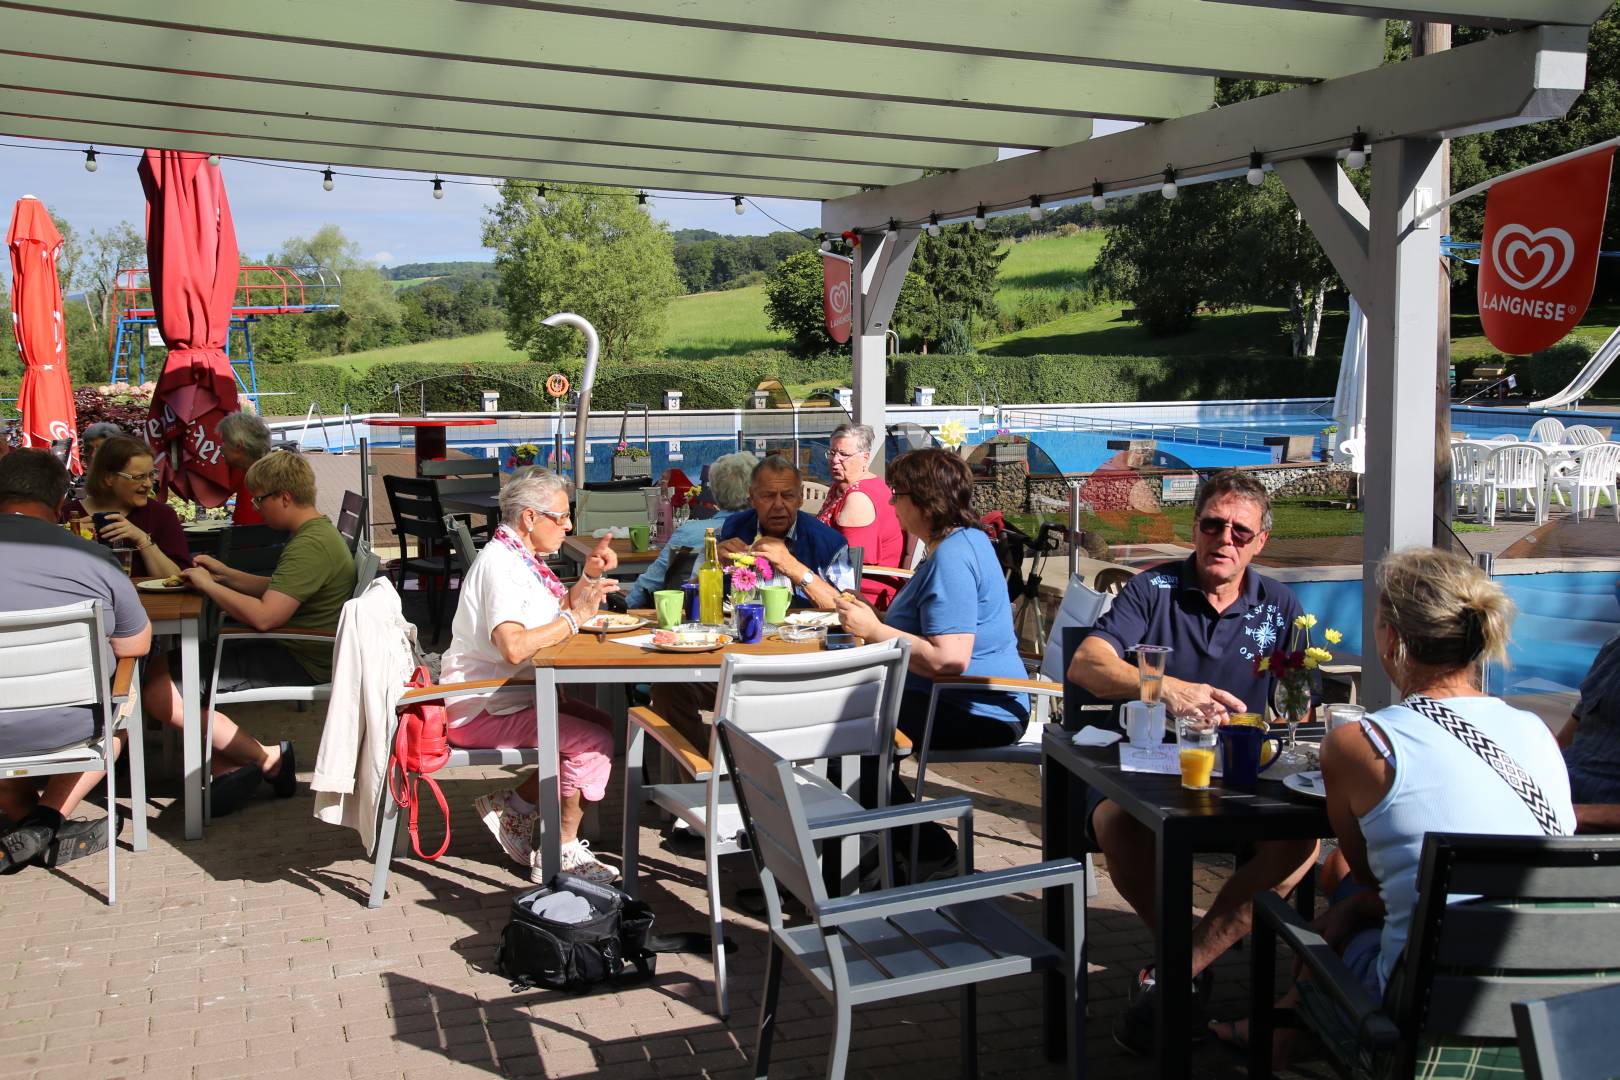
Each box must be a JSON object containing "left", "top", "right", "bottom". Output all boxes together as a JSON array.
[
  {"left": 707, "top": 452, "right": 757, "bottom": 510},
  {"left": 829, "top": 423, "right": 876, "bottom": 455},
  {"left": 751, "top": 453, "right": 801, "bottom": 487},
  {"left": 500, "top": 468, "right": 571, "bottom": 526},
  {"left": 218, "top": 411, "right": 272, "bottom": 461}
]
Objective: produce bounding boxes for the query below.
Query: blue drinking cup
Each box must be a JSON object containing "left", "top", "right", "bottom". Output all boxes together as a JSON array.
[
  {"left": 735, "top": 602, "right": 764, "bottom": 644},
  {"left": 1219, "top": 719, "right": 1284, "bottom": 788}
]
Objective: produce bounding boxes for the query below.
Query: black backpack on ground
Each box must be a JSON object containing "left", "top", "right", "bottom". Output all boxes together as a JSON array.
[{"left": 496, "top": 874, "right": 657, "bottom": 993}]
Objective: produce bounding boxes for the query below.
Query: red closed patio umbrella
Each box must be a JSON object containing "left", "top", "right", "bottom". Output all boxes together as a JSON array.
[
  {"left": 8, "top": 195, "right": 79, "bottom": 473},
  {"left": 139, "top": 149, "right": 240, "bottom": 506}
]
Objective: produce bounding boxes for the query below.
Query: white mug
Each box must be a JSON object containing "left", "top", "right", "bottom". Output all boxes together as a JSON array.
[
  {"left": 1322, "top": 703, "right": 1366, "bottom": 735},
  {"left": 1121, "top": 701, "right": 1166, "bottom": 748}
]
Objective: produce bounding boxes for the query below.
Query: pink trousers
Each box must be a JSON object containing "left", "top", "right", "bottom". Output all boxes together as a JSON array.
[{"left": 447, "top": 697, "right": 613, "bottom": 801}]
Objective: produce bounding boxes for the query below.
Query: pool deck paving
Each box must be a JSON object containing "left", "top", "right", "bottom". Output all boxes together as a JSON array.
[{"left": 0, "top": 698, "right": 1341, "bottom": 1080}]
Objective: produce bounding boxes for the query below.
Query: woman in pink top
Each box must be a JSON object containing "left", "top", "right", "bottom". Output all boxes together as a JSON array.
[{"left": 820, "top": 423, "right": 905, "bottom": 606}]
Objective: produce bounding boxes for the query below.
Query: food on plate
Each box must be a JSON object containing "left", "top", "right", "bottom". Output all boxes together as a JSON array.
[
  {"left": 652, "top": 625, "right": 729, "bottom": 648},
  {"left": 583, "top": 613, "right": 641, "bottom": 630},
  {"left": 163, "top": 575, "right": 184, "bottom": 588},
  {"left": 783, "top": 610, "right": 839, "bottom": 628}
]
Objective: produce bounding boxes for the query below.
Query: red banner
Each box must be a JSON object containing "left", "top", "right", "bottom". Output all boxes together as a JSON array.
[
  {"left": 1478, "top": 148, "right": 1615, "bottom": 355},
  {"left": 823, "top": 252, "right": 853, "bottom": 343}
]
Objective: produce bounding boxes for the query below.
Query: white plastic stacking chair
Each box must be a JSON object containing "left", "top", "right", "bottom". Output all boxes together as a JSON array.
[
  {"left": 1482, "top": 444, "right": 1549, "bottom": 526},
  {"left": 1551, "top": 442, "right": 1620, "bottom": 520},
  {"left": 1565, "top": 424, "right": 1607, "bottom": 446},
  {"left": 1529, "top": 417, "right": 1566, "bottom": 444},
  {"left": 0, "top": 601, "right": 147, "bottom": 903},
  {"left": 621, "top": 639, "right": 911, "bottom": 1017},
  {"left": 1449, "top": 442, "right": 1489, "bottom": 518}
]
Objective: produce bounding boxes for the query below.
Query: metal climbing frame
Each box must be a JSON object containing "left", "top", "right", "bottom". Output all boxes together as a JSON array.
[{"left": 107, "top": 265, "right": 341, "bottom": 408}]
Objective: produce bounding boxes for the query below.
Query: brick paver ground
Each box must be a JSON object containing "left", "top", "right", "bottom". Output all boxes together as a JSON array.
[{"left": 0, "top": 696, "right": 1337, "bottom": 1080}]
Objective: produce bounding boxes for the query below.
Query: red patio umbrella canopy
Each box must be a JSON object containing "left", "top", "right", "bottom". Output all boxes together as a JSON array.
[
  {"left": 140, "top": 149, "right": 241, "bottom": 507},
  {"left": 8, "top": 196, "right": 79, "bottom": 473}
]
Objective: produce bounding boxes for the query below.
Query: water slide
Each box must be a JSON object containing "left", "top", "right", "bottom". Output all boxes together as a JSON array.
[{"left": 1528, "top": 323, "right": 1620, "bottom": 409}]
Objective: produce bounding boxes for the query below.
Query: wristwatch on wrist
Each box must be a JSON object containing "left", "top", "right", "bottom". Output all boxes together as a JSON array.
[{"left": 797, "top": 568, "right": 817, "bottom": 589}]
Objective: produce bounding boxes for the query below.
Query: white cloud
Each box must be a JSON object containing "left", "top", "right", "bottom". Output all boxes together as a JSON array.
[{"left": 369, "top": 251, "right": 395, "bottom": 266}]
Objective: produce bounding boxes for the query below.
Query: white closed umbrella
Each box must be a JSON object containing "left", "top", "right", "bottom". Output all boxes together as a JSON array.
[{"left": 1332, "top": 297, "right": 1368, "bottom": 474}]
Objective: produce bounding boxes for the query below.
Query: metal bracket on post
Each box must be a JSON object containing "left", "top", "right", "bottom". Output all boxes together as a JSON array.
[
  {"left": 358, "top": 436, "right": 373, "bottom": 546},
  {"left": 1067, "top": 479, "right": 1084, "bottom": 580}
]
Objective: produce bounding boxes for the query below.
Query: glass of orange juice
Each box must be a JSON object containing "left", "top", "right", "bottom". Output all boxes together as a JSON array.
[{"left": 1177, "top": 718, "right": 1218, "bottom": 791}]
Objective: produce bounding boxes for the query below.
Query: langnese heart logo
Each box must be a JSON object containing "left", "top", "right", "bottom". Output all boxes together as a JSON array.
[
  {"left": 1491, "top": 224, "right": 1576, "bottom": 292},
  {"left": 826, "top": 279, "right": 851, "bottom": 316}
]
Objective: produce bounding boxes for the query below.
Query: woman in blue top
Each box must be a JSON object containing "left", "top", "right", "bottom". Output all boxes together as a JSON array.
[
  {"left": 1215, "top": 547, "right": 1574, "bottom": 1060},
  {"left": 836, "top": 448, "right": 1028, "bottom": 747}
]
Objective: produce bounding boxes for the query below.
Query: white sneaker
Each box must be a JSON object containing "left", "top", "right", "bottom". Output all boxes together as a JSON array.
[
  {"left": 547, "top": 839, "right": 618, "bottom": 885},
  {"left": 473, "top": 790, "right": 536, "bottom": 868}
]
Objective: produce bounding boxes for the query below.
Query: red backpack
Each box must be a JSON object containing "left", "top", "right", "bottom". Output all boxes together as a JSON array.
[{"left": 387, "top": 666, "right": 451, "bottom": 859}]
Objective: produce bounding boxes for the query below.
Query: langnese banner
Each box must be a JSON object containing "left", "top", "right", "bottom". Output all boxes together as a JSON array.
[
  {"left": 1477, "top": 147, "right": 1615, "bottom": 355},
  {"left": 823, "top": 251, "right": 853, "bottom": 343}
]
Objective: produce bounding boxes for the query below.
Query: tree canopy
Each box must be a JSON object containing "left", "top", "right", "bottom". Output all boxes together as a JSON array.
[{"left": 483, "top": 183, "right": 681, "bottom": 366}]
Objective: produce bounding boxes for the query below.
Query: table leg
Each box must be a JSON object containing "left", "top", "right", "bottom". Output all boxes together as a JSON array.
[
  {"left": 1155, "top": 832, "right": 1194, "bottom": 1080},
  {"left": 414, "top": 427, "right": 448, "bottom": 467},
  {"left": 181, "top": 619, "right": 203, "bottom": 841},
  {"left": 1043, "top": 751, "right": 1082, "bottom": 1065},
  {"left": 532, "top": 669, "right": 562, "bottom": 883}
]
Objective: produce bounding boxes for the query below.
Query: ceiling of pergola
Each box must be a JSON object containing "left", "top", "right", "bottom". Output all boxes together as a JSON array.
[{"left": 0, "top": 1, "right": 1607, "bottom": 202}]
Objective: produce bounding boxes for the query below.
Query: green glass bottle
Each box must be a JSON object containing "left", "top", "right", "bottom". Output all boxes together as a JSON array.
[{"left": 698, "top": 527, "right": 724, "bottom": 624}]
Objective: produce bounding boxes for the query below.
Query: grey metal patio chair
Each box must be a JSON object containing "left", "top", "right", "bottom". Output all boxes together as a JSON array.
[
  {"left": 442, "top": 514, "right": 482, "bottom": 576},
  {"left": 621, "top": 639, "right": 912, "bottom": 1018},
  {"left": 203, "top": 540, "right": 381, "bottom": 819},
  {"left": 718, "top": 719, "right": 1089, "bottom": 1080},
  {"left": 1249, "top": 832, "right": 1620, "bottom": 1080},
  {"left": 0, "top": 601, "right": 147, "bottom": 903},
  {"left": 1513, "top": 981, "right": 1620, "bottom": 1080}
]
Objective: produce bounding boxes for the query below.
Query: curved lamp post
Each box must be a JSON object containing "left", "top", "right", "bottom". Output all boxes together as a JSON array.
[{"left": 541, "top": 312, "right": 599, "bottom": 493}]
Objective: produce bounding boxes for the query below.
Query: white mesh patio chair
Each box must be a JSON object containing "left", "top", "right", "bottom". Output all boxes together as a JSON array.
[
  {"left": 1564, "top": 423, "right": 1607, "bottom": 446},
  {"left": 1449, "top": 441, "right": 1490, "bottom": 518},
  {"left": 1481, "top": 444, "right": 1550, "bottom": 525},
  {"left": 1529, "top": 417, "right": 1566, "bottom": 443},
  {"left": 1489, "top": 433, "right": 1521, "bottom": 443},
  {"left": 717, "top": 720, "right": 1089, "bottom": 1080},
  {"left": 1551, "top": 442, "right": 1620, "bottom": 521},
  {"left": 621, "top": 639, "right": 911, "bottom": 1018},
  {"left": 0, "top": 601, "right": 147, "bottom": 903},
  {"left": 204, "top": 540, "right": 381, "bottom": 820}
]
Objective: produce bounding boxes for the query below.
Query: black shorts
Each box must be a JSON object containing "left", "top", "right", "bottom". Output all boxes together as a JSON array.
[
  {"left": 0, "top": 705, "right": 99, "bottom": 757},
  {"left": 214, "top": 642, "right": 319, "bottom": 694}
]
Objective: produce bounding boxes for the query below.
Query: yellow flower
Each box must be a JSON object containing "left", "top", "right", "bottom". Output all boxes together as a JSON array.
[
  {"left": 1303, "top": 656, "right": 1319, "bottom": 670},
  {"left": 1294, "top": 613, "right": 1318, "bottom": 629},
  {"left": 1324, "top": 628, "right": 1343, "bottom": 645},
  {"left": 938, "top": 419, "right": 968, "bottom": 450},
  {"left": 728, "top": 553, "right": 756, "bottom": 567},
  {"left": 1305, "top": 646, "right": 1333, "bottom": 665},
  {"left": 1256, "top": 656, "right": 1270, "bottom": 672}
]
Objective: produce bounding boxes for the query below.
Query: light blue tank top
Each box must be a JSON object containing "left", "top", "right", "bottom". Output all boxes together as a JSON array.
[{"left": 1358, "top": 697, "right": 1575, "bottom": 990}]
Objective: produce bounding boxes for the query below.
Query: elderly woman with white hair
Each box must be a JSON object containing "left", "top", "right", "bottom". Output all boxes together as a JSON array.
[
  {"left": 821, "top": 423, "right": 904, "bottom": 605},
  {"left": 623, "top": 451, "right": 756, "bottom": 608},
  {"left": 439, "top": 469, "right": 621, "bottom": 884},
  {"left": 218, "top": 410, "right": 274, "bottom": 524}
]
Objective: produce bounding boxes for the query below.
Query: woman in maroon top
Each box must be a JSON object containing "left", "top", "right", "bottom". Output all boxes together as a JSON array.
[
  {"left": 820, "top": 423, "right": 904, "bottom": 606},
  {"left": 78, "top": 436, "right": 192, "bottom": 575}
]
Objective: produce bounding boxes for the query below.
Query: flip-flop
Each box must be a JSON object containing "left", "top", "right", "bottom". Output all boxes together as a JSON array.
[{"left": 267, "top": 741, "right": 298, "bottom": 799}]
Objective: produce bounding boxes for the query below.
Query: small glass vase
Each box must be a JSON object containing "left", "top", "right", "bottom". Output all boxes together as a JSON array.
[{"left": 1272, "top": 680, "right": 1315, "bottom": 768}]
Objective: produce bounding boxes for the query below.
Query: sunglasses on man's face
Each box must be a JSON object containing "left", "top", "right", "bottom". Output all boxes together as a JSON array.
[{"left": 1197, "top": 515, "right": 1259, "bottom": 546}]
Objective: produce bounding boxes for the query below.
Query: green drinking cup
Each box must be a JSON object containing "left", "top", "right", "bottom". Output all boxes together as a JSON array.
[
  {"left": 759, "top": 584, "right": 792, "bottom": 624},
  {"left": 653, "top": 589, "right": 685, "bottom": 629},
  {"left": 628, "top": 523, "right": 651, "bottom": 551}
]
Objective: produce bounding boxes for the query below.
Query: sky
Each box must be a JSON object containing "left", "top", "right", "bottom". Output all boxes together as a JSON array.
[{"left": 0, "top": 124, "right": 1134, "bottom": 279}]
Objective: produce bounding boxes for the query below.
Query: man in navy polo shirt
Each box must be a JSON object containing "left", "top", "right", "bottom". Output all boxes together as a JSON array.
[{"left": 1068, "top": 469, "right": 1318, "bottom": 1055}]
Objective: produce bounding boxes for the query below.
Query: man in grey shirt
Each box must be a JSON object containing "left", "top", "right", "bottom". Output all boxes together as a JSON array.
[{"left": 0, "top": 450, "right": 152, "bottom": 873}]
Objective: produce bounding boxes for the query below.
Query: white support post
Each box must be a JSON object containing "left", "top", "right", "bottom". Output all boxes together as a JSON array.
[
  {"left": 850, "top": 229, "right": 921, "bottom": 475},
  {"left": 1361, "top": 137, "right": 1445, "bottom": 709}
]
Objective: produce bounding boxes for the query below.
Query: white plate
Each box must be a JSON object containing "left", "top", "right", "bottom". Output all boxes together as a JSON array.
[
  {"left": 651, "top": 635, "right": 731, "bottom": 653},
  {"left": 183, "top": 519, "right": 231, "bottom": 532},
  {"left": 136, "top": 579, "right": 188, "bottom": 592},
  {"left": 1283, "top": 770, "right": 1326, "bottom": 800},
  {"left": 782, "top": 610, "right": 839, "bottom": 628},
  {"left": 581, "top": 614, "right": 650, "bottom": 634}
]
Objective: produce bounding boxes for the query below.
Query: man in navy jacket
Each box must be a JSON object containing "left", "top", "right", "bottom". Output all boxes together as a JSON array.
[{"left": 716, "top": 455, "right": 854, "bottom": 610}]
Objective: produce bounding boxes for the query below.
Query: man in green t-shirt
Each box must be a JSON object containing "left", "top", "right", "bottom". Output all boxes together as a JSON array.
[{"left": 183, "top": 452, "right": 357, "bottom": 810}]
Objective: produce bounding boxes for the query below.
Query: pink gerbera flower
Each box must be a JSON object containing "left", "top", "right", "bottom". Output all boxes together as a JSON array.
[{"left": 732, "top": 566, "right": 758, "bottom": 593}]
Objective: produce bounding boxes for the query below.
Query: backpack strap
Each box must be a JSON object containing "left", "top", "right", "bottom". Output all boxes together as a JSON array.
[
  {"left": 404, "top": 773, "right": 451, "bottom": 860},
  {"left": 1401, "top": 694, "right": 1562, "bottom": 836}
]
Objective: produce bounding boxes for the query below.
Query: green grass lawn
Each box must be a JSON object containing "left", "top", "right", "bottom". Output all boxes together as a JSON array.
[
  {"left": 993, "top": 230, "right": 1105, "bottom": 317},
  {"left": 659, "top": 284, "right": 791, "bottom": 360},
  {"left": 312, "top": 329, "right": 526, "bottom": 373}
]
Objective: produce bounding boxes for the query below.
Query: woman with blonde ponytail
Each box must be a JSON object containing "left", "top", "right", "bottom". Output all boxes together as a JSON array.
[{"left": 1213, "top": 547, "right": 1573, "bottom": 1058}]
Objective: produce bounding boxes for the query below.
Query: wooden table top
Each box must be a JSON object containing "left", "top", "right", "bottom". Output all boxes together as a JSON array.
[
  {"left": 532, "top": 611, "right": 826, "bottom": 669},
  {"left": 133, "top": 578, "right": 204, "bottom": 620},
  {"left": 560, "top": 535, "right": 661, "bottom": 567}
]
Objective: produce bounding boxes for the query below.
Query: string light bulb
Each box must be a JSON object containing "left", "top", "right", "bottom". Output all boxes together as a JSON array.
[
  {"left": 1160, "top": 167, "right": 1178, "bottom": 200},
  {"left": 886, "top": 218, "right": 899, "bottom": 236},
  {"left": 321, "top": 167, "right": 334, "bottom": 192},
  {"left": 1247, "top": 151, "right": 1264, "bottom": 186},
  {"left": 636, "top": 191, "right": 647, "bottom": 205},
  {"left": 207, "top": 153, "right": 221, "bottom": 167},
  {"left": 83, "top": 147, "right": 98, "bottom": 173},
  {"left": 536, "top": 184, "right": 548, "bottom": 206},
  {"left": 732, "top": 195, "right": 745, "bottom": 215},
  {"left": 973, "top": 204, "right": 987, "bottom": 230},
  {"left": 818, "top": 233, "right": 831, "bottom": 252},
  {"left": 1090, "top": 182, "right": 1105, "bottom": 213},
  {"left": 431, "top": 177, "right": 444, "bottom": 200},
  {"left": 1345, "top": 131, "right": 1369, "bottom": 170},
  {"left": 926, "top": 212, "right": 941, "bottom": 238},
  {"left": 1028, "top": 196, "right": 1044, "bottom": 222}
]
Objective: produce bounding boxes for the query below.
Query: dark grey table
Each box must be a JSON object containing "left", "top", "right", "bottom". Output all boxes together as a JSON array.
[
  {"left": 440, "top": 491, "right": 500, "bottom": 531},
  {"left": 1040, "top": 724, "right": 1333, "bottom": 1079}
]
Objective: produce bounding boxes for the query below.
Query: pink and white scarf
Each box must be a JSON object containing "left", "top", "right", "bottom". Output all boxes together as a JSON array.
[{"left": 493, "top": 523, "right": 567, "bottom": 600}]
